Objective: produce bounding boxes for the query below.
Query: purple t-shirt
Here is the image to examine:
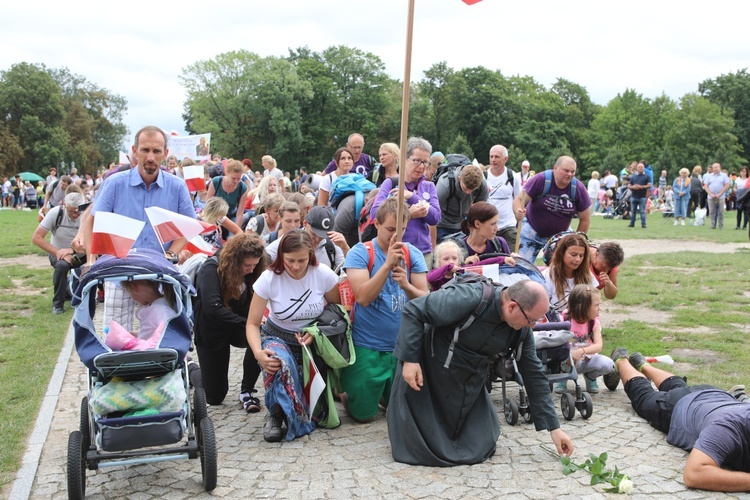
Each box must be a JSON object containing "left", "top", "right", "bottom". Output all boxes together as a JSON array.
[
  {"left": 524, "top": 172, "right": 591, "bottom": 239},
  {"left": 369, "top": 177, "right": 440, "bottom": 253},
  {"left": 324, "top": 154, "right": 374, "bottom": 176},
  {"left": 667, "top": 389, "right": 750, "bottom": 472}
]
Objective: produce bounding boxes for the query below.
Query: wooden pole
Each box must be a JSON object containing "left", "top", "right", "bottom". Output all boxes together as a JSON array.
[
  {"left": 514, "top": 191, "right": 526, "bottom": 254},
  {"left": 395, "top": 0, "right": 416, "bottom": 243}
]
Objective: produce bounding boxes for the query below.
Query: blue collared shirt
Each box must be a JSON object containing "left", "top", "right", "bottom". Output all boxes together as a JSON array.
[{"left": 92, "top": 167, "right": 195, "bottom": 252}]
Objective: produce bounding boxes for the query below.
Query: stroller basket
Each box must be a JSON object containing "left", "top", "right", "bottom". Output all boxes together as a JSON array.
[{"left": 98, "top": 411, "right": 185, "bottom": 452}]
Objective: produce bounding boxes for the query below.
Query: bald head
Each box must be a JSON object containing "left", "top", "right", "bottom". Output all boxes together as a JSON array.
[
  {"left": 503, "top": 280, "right": 549, "bottom": 329},
  {"left": 552, "top": 155, "right": 577, "bottom": 187}
]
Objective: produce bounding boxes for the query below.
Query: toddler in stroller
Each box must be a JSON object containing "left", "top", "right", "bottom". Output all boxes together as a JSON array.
[{"left": 67, "top": 250, "right": 216, "bottom": 498}]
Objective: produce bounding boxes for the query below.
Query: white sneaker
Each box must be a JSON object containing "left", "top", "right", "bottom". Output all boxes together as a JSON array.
[
  {"left": 673, "top": 220, "right": 678, "bottom": 225},
  {"left": 680, "top": 220, "right": 685, "bottom": 226}
]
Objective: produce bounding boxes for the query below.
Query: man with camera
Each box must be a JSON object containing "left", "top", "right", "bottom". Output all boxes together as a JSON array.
[{"left": 32, "top": 192, "right": 88, "bottom": 314}]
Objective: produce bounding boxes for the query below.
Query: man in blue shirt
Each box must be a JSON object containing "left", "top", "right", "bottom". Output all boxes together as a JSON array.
[
  {"left": 702, "top": 163, "right": 731, "bottom": 229},
  {"left": 340, "top": 197, "right": 429, "bottom": 422},
  {"left": 609, "top": 347, "right": 750, "bottom": 492},
  {"left": 627, "top": 162, "right": 652, "bottom": 228},
  {"left": 82, "top": 125, "right": 195, "bottom": 263}
]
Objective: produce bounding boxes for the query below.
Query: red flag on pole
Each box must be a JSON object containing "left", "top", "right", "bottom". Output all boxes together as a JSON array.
[
  {"left": 184, "top": 235, "right": 216, "bottom": 256},
  {"left": 302, "top": 344, "right": 326, "bottom": 419},
  {"left": 145, "top": 206, "right": 214, "bottom": 246},
  {"left": 91, "top": 212, "right": 145, "bottom": 258},
  {"left": 183, "top": 165, "right": 205, "bottom": 192}
]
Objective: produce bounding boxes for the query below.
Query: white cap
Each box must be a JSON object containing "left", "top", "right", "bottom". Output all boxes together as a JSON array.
[{"left": 522, "top": 160, "right": 530, "bottom": 167}]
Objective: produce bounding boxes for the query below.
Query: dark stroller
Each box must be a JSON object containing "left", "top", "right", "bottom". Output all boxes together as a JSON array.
[
  {"left": 475, "top": 259, "right": 594, "bottom": 424},
  {"left": 67, "top": 251, "right": 217, "bottom": 499},
  {"left": 604, "top": 188, "right": 631, "bottom": 219}
]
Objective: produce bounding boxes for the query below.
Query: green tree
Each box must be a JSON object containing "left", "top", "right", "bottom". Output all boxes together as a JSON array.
[
  {"left": 0, "top": 62, "right": 68, "bottom": 172},
  {"left": 699, "top": 69, "right": 750, "bottom": 161},
  {"left": 181, "top": 50, "right": 313, "bottom": 168},
  {"left": 665, "top": 93, "right": 743, "bottom": 170},
  {"left": 447, "top": 133, "right": 474, "bottom": 159}
]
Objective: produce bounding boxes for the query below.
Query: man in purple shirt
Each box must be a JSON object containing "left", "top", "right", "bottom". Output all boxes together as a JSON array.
[
  {"left": 512, "top": 156, "right": 591, "bottom": 263},
  {"left": 323, "top": 133, "right": 375, "bottom": 177}
]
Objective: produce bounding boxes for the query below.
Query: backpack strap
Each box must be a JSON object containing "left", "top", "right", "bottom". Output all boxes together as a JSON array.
[
  {"left": 50, "top": 206, "right": 64, "bottom": 234},
  {"left": 444, "top": 281, "right": 495, "bottom": 368},
  {"left": 364, "top": 240, "right": 411, "bottom": 274},
  {"left": 255, "top": 215, "right": 265, "bottom": 235},
  {"left": 538, "top": 169, "right": 576, "bottom": 201},
  {"left": 324, "top": 239, "right": 336, "bottom": 269},
  {"left": 267, "top": 230, "right": 279, "bottom": 244}
]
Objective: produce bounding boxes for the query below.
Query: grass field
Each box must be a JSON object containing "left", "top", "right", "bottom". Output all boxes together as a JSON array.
[{"left": 0, "top": 208, "right": 747, "bottom": 489}]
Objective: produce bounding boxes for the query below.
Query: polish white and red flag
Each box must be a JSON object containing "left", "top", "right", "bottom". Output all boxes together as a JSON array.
[
  {"left": 302, "top": 344, "right": 326, "bottom": 420},
  {"left": 462, "top": 0, "right": 482, "bottom": 4},
  {"left": 184, "top": 235, "right": 216, "bottom": 256},
  {"left": 145, "top": 207, "right": 213, "bottom": 246},
  {"left": 91, "top": 212, "right": 145, "bottom": 258},
  {"left": 183, "top": 165, "right": 205, "bottom": 192}
]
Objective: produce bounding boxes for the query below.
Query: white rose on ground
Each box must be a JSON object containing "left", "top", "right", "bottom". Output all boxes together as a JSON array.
[{"left": 618, "top": 478, "right": 634, "bottom": 494}]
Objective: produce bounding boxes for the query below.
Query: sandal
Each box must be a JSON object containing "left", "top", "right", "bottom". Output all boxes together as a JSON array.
[{"left": 239, "top": 392, "right": 261, "bottom": 413}]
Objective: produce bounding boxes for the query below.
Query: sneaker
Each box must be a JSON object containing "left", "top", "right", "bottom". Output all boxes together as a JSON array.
[
  {"left": 610, "top": 347, "right": 629, "bottom": 374},
  {"left": 96, "top": 289, "right": 105, "bottom": 303},
  {"left": 554, "top": 381, "right": 568, "bottom": 394},
  {"left": 52, "top": 306, "right": 65, "bottom": 315},
  {"left": 673, "top": 220, "right": 679, "bottom": 226},
  {"left": 239, "top": 392, "right": 261, "bottom": 413},
  {"left": 585, "top": 376, "right": 599, "bottom": 394},
  {"left": 680, "top": 220, "right": 685, "bottom": 226},
  {"left": 627, "top": 224, "right": 634, "bottom": 228},
  {"left": 728, "top": 385, "right": 749, "bottom": 402},
  {"left": 263, "top": 413, "right": 285, "bottom": 442},
  {"left": 642, "top": 224, "right": 647, "bottom": 228},
  {"left": 629, "top": 352, "right": 647, "bottom": 372}
]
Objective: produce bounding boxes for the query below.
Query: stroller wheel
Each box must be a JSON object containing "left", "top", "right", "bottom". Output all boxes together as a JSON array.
[
  {"left": 603, "top": 371, "right": 619, "bottom": 391},
  {"left": 193, "top": 387, "right": 208, "bottom": 429},
  {"left": 79, "top": 397, "right": 91, "bottom": 451},
  {"left": 579, "top": 392, "right": 594, "bottom": 419},
  {"left": 561, "top": 393, "right": 576, "bottom": 421},
  {"left": 522, "top": 407, "right": 533, "bottom": 423},
  {"left": 198, "top": 417, "right": 218, "bottom": 491},
  {"left": 504, "top": 398, "right": 519, "bottom": 426},
  {"left": 67, "top": 431, "right": 86, "bottom": 500}
]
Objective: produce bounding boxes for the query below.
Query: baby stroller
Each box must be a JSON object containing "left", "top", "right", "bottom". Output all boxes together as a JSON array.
[
  {"left": 473, "top": 259, "right": 593, "bottom": 424},
  {"left": 604, "top": 188, "right": 631, "bottom": 220},
  {"left": 67, "top": 251, "right": 217, "bottom": 499}
]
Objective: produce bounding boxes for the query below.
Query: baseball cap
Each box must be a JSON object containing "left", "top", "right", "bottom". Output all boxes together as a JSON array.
[
  {"left": 522, "top": 160, "right": 530, "bottom": 167},
  {"left": 305, "top": 206, "right": 335, "bottom": 238}
]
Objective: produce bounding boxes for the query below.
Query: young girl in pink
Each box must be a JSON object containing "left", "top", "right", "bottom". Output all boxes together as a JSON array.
[
  {"left": 427, "top": 239, "right": 517, "bottom": 291},
  {"left": 555, "top": 284, "right": 614, "bottom": 395}
]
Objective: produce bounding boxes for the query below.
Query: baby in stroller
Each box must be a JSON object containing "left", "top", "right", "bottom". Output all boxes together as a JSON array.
[{"left": 67, "top": 250, "right": 217, "bottom": 497}]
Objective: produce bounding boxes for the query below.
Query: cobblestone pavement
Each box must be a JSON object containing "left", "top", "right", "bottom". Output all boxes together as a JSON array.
[{"left": 21, "top": 335, "right": 750, "bottom": 500}]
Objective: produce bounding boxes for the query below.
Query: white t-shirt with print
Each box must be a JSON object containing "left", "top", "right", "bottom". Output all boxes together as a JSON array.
[
  {"left": 318, "top": 172, "right": 339, "bottom": 206},
  {"left": 253, "top": 265, "right": 338, "bottom": 331},
  {"left": 486, "top": 168, "right": 520, "bottom": 229}
]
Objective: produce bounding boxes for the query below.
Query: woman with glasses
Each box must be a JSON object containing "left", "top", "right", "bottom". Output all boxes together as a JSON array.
[
  {"left": 246, "top": 230, "right": 340, "bottom": 442},
  {"left": 370, "top": 137, "right": 441, "bottom": 266}
]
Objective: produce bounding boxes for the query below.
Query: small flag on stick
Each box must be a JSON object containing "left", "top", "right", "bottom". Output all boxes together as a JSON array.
[
  {"left": 184, "top": 235, "right": 216, "bottom": 256},
  {"left": 302, "top": 344, "right": 326, "bottom": 420},
  {"left": 145, "top": 206, "right": 213, "bottom": 246},
  {"left": 183, "top": 165, "right": 205, "bottom": 192},
  {"left": 91, "top": 212, "right": 145, "bottom": 258}
]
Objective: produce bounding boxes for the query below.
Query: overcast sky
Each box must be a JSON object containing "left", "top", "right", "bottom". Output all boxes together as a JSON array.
[{"left": 2, "top": 0, "right": 748, "bottom": 152}]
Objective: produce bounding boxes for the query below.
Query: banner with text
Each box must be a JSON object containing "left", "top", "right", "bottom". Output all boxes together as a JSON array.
[{"left": 167, "top": 133, "right": 211, "bottom": 162}]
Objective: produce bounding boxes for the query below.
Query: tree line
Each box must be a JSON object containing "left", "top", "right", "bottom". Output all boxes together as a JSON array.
[
  {"left": 0, "top": 62, "right": 127, "bottom": 177},
  {"left": 182, "top": 46, "right": 749, "bottom": 177},
  {"left": 2, "top": 49, "right": 748, "bottom": 179}
]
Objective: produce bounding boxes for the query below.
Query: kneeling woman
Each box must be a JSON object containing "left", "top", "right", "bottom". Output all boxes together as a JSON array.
[
  {"left": 193, "top": 233, "right": 267, "bottom": 410},
  {"left": 247, "top": 230, "right": 340, "bottom": 442}
]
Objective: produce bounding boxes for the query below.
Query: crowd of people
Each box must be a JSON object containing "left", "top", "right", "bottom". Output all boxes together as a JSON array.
[
  {"left": 27, "top": 126, "right": 750, "bottom": 492},
  {"left": 587, "top": 161, "right": 750, "bottom": 234}
]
